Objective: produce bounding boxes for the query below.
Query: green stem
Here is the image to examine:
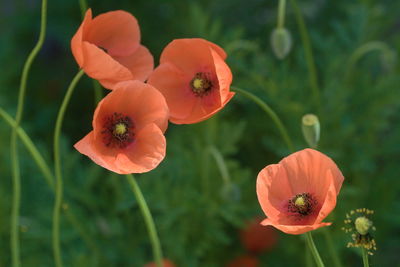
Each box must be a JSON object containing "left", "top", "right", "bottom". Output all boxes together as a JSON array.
[
  {"left": 322, "top": 228, "right": 342, "bottom": 267},
  {"left": 362, "top": 248, "right": 369, "bottom": 267},
  {"left": 277, "top": 0, "right": 287, "bottom": 28},
  {"left": 305, "top": 232, "right": 325, "bottom": 267},
  {"left": 0, "top": 108, "right": 53, "bottom": 188},
  {"left": 93, "top": 80, "right": 103, "bottom": 105},
  {"left": 346, "top": 41, "right": 392, "bottom": 82},
  {"left": 78, "top": 0, "right": 87, "bottom": 17},
  {"left": 208, "top": 146, "right": 231, "bottom": 185},
  {"left": 10, "top": 0, "right": 48, "bottom": 266},
  {"left": 125, "top": 174, "right": 163, "bottom": 267},
  {"left": 53, "top": 69, "right": 84, "bottom": 267},
  {"left": 289, "top": 0, "right": 321, "bottom": 112},
  {"left": 232, "top": 86, "right": 295, "bottom": 153}
]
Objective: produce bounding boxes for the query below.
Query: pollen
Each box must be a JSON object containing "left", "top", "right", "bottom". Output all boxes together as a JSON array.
[
  {"left": 114, "top": 123, "right": 127, "bottom": 135},
  {"left": 295, "top": 196, "right": 305, "bottom": 207},
  {"left": 192, "top": 78, "right": 203, "bottom": 90},
  {"left": 190, "top": 72, "right": 213, "bottom": 97},
  {"left": 288, "top": 193, "right": 317, "bottom": 216}
]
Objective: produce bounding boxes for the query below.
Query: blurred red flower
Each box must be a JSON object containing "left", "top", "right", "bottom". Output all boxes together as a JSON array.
[
  {"left": 144, "top": 259, "right": 176, "bottom": 267},
  {"left": 71, "top": 9, "right": 153, "bottom": 89},
  {"left": 240, "top": 217, "right": 278, "bottom": 254},
  {"left": 226, "top": 255, "right": 259, "bottom": 267}
]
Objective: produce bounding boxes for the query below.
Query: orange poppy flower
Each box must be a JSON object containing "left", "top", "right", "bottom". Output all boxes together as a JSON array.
[
  {"left": 240, "top": 217, "right": 278, "bottom": 254},
  {"left": 74, "top": 80, "right": 168, "bottom": 174},
  {"left": 147, "top": 38, "right": 234, "bottom": 124},
  {"left": 71, "top": 9, "right": 153, "bottom": 89},
  {"left": 226, "top": 255, "right": 259, "bottom": 267},
  {"left": 145, "top": 259, "right": 176, "bottom": 267},
  {"left": 256, "top": 149, "right": 344, "bottom": 235}
]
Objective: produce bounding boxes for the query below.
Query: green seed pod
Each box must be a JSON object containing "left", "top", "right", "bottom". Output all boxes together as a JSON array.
[
  {"left": 271, "top": 27, "right": 292, "bottom": 60},
  {"left": 355, "top": 216, "right": 373, "bottom": 236},
  {"left": 301, "top": 114, "right": 320, "bottom": 149}
]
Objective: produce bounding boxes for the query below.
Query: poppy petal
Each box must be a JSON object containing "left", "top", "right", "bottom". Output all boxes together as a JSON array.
[
  {"left": 71, "top": 9, "right": 93, "bottom": 67},
  {"left": 120, "top": 123, "right": 166, "bottom": 173},
  {"left": 147, "top": 63, "right": 196, "bottom": 121},
  {"left": 74, "top": 131, "right": 120, "bottom": 173},
  {"left": 81, "top": 42, "right": 132, "bottom": 87},
  {"left": 261, "top": 218, "right": 331, "bottom": 235},
  {"left": 112, "top": 45, "right": 154, "bottom": 83},
  {"left": 159, "top": 39, "right": 215, "bottom": 75},
  {"left": 85, "top": 10, "right": 140, "bottom": 57}
]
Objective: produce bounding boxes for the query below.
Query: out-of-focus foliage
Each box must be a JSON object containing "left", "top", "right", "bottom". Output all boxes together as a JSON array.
[{"left": 0, "top": 0, "right": 399, "bottom": 266}]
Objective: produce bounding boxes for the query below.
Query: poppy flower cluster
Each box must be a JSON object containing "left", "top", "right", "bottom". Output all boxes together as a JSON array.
[{"left": 71, "top": 9, "right": 234, "bottom": 173}]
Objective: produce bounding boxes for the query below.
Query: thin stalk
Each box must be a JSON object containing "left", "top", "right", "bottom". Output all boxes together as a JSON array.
[
  {"left": 322, "top": 228, "right": 342, "bottom": 267},
  {"left": 345, "top": 41, "right": 392, "bottom": 82},
  {"left": 53, "top": 69, "right": 84, "bottom": 267},
  {"left": 232, "top": 86, "right": 295, "bottom": 152},
  {"left": 126, "top": 174, "right": 163, "bottom": 267},
  {"left": 0, "top": 107, "right": 100, "bottom": 264},
  {"left": 289, "top": 0, "right": 321, "bottom": 112},
  {"left": 78, "top": 0, "right": 87, "bottom": 16},
  {"left": 10, "top": 0, "right": 48, "bottom": 266},
  {"left": 362, "top": 248, "right": 369, "bottom": 267},
  {"left": 305, "top": 232, "right": 325, "bottom": 267},
  {"left": 0, "top": 108, "right": 53, "bottom": 188},
  {"left": 277, "top": 0, "right": 287, "bottom": 28}
]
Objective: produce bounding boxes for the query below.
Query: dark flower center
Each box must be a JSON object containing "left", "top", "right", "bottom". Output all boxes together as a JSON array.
[
  {"left": 287, "top": 193, "right": 317, "bottom": 216},
  {"left": 190, "top": 72, "right": 213, "bottom": 97},
  {"left": 101, "top": 112, "right": 134, "bottom": 149}
]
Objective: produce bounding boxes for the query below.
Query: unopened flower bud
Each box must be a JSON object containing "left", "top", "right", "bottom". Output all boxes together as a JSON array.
[
  {"left": 271, "top": 27, "right": 292, "bottom": 60},
  {"left": 301, "top": 114, "right": 320, "bottom": 148}
]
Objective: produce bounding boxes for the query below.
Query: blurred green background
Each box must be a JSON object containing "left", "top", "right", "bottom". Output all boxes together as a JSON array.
[{"left": 1, "top": 0, "right": 399, "bottom": 266}]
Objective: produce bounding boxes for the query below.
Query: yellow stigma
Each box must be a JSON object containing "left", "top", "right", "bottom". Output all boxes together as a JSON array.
[
  {"left": 114, "top": 123, "right": 127, "bottom": 135},
  {"left": 355, "top": 216, "right": 373, "bottom": 235},
  {"left": 295, "top": 196, "right": 305, "bottom": 207},
  {"left": 192, "top": 78, "right": 203, "bottom": 90}
]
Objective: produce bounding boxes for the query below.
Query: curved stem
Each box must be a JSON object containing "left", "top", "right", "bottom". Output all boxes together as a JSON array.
[
  {"left": 277, "top": 0, "right": 287, "bottom": 28},
  {"left": 289, "top": 0, "right": 321, "bottom": 112},
  {"left": 126, "top": 174, "right": 163, "bottom": 267},
  {"left": 10, "top": 0, "right": 48, "bottom": 266},
  {"left": 232, "top": 86, "right": 295, "bottom": 153},
  {"left": 346, "top": 41, "right": 392, "bottom": 82},
  {"left": 362, "top": 248, "right": 369, "bottom": 267},
  {"left": 53, "top": 69, "right": 84, "bottom": 267},
  {"left": 305, "top": 232, "right": 325, "bottom": 267},
  {"left": 1, "top": 108, "right": 53, "bottom": 188}
]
